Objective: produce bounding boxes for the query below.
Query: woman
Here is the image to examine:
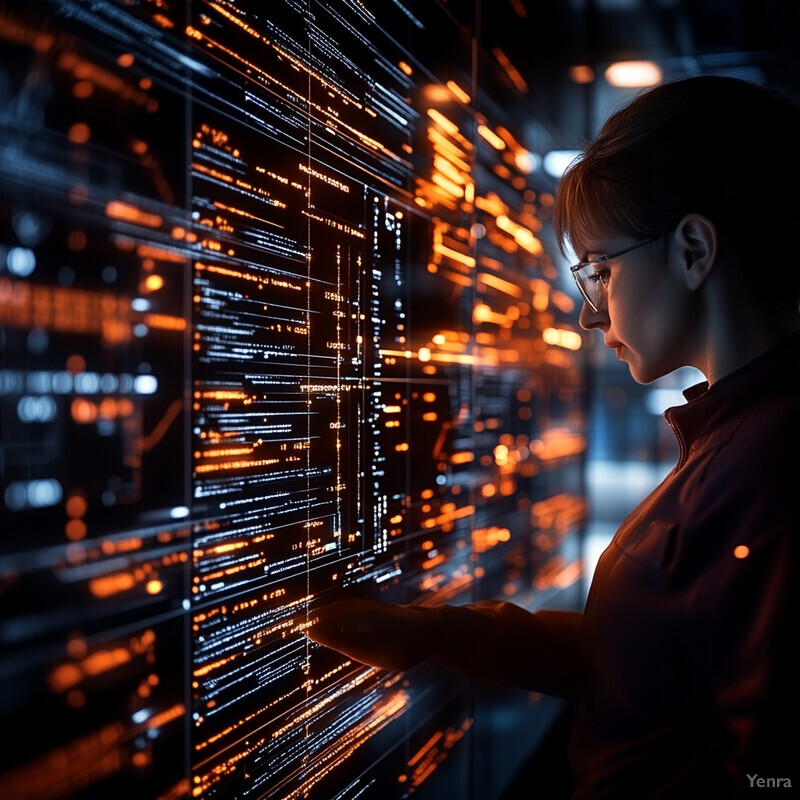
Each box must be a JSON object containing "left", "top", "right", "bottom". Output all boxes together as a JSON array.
[{"left": 308, "top": 76, "right": 799, "bottom": 798}]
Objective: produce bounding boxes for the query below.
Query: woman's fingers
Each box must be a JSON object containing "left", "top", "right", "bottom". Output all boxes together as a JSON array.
[{"left": 307, "top": 598, "right": 438, "bottom": 670}]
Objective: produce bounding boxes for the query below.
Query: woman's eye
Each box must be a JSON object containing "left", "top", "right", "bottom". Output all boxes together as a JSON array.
[{"left": 587, "top": 268, "right": 610, "bottom": 285}]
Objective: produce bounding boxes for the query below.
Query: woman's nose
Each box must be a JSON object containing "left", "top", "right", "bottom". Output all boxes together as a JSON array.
[{"left": 578, "top": 301, "right": 608, "bottom": 331}]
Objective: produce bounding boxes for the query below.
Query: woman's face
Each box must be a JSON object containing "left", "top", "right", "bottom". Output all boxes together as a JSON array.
[{"left": 576, "top": 234, "right": 695, "bottom": 384}]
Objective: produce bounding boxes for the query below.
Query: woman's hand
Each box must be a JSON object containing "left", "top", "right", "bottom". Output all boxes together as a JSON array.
[{"left": 307, "top": 598, "right": 440, "bottom": 670}]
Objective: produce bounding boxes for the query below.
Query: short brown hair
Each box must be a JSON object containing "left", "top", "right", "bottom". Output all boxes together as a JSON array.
[{"left": 554, "top": 76, "right": 800, "bottom": 286}]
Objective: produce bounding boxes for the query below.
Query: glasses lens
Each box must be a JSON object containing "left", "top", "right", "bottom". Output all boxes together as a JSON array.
[
  {"left": 574, "top": 265, "right": 601, "bottom": 312},
  {"left": 571, "top": 235, "right": 661, "bottom": 312}
]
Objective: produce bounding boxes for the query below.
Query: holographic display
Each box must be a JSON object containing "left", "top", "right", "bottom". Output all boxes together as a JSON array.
[{"left": 0, "top": 2, "right": 587, "bottom": 798}]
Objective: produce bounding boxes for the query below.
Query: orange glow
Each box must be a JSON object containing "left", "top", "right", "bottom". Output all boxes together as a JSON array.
[
  {"left": 0, "top": 719, "right": 131, "bottom": 797},
  {"left": 477, "top": 124, "right": 505, "bottom": 150},
  {"left": 66, "top": 353, "right": 87, "bottom": 374},
  {"left": 514, "top": 149, "right": 535, "bottom": 173},
  {"left": 495, "top": 214, "right": 543, "bottom": 255},
  {"left": 65, "top": 519, "right": 87, "bottom": 541},
  {"left": 192, "top": 161, "right": 233, "bottom": 184},
  {"left": 475, "top": 192, "right": 507, "bottom": 217},
  {"left": 472, "top": 526, "right": 511, "bottom": 553},
  {"left": 194, "top": 458, "right": 280, "bottom": 474},
  {"left": 531, "top": 429, "right": 587, "bottom": 461},
  {"left": 90, "top": 571, "right": 136, "bottom": 598},
  {"left": 65, "top": 494, "right": 87, "bottom": 518},
  {"left": 433, "top": 240, "right": 475, "bottom": 268},
  {"left": 144, "top": 312, "right": 186, "bottom": 331},
  {"left": 428, "top": 128, "right": 470, "bottom": 166},
  {"left": 270, "top": 668, "right": 384, "bottom": 737},
  {"left": 543, "top": 327, "right": 583, "bottom": 350},
  {"left": 48, "top": 643, "right": 138, "bottom": 693},
  {"left": 422, "top": 553, "right": 446, "bottom": 570},
  {"left": 409, "top": 731, "right": 442, "bottom": 767},
  {"left": 139, "top": 398, "right": 184, "bottom": 454},
  {"left": 152, "top": 13, "right": 175, "bottom": 29},
  {"left": 491, "top": 47, "right": 528, "bottom": 92},
  {"left": 134, "top": 243, "right": 186, "bottom": 263},
  {"left": 405, "top": 716, "right": 473, "bottom": 787},
  {"left": 550, "top": 290, "right": 576, "bottom": 314},
  {"left": 433, "top": 154, "right": 468, "bottom": 186},
  {"left": 106, "top": 200, "right": 163, "bottom": 228},
  {"left": 421, "top": 504, "right": 475, "bottom": 530},
  {"left": 431, "top": 171, "right": 465, "bottom": 198},
  {"left": 72, "top": 80, "right": 93, "bottom": 98},
  {"left": 446, "top": 80, "right": 470, "bottom": 103},
  {"left": 424, "top": 83, "right": 452, "bottom": 103},
  {"left": 71, "top": 398, "right": 98, "bottom": 424},
  {"left": 534, "top": 558, "right": 583, "bottom": 591},
  {"left": 68, "top": 123, "right": 90, "bottom": 144},
  {"left": 67, "top": 230, "right": 87, "bottom": 251},
  {"left": 143, "top": 273, "right": 164, "bottom": 291},
  {"left": 478, "top": 272, "right": 522, "bottom": 298},
  {"left": 733, "top": 545, "right": 750, "bottom": 559},
  {"left": 198, "top": 390, "right": 249, "bottom": 400},
  {"left": 0, "top": 278, "right": 134, "bottom": 342},
  {"left": 530, "top": 494, "right": 587, "bottom": 533},
  {"left": 473, "top": 302, "right": 514, "bottom": 328},
  {"left": 197, "top": 446, "right": 253, "bottom": 459},
  {"left": 426, "top": 108, "right": 459, "bottom": 135},
  {"left": 569, "top": 65, "right": 595, "bottom": 84}
]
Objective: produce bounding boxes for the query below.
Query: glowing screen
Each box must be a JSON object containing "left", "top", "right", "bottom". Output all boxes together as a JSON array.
[{"left": 0, "top": 2, "right": 587, "bottom": 798}]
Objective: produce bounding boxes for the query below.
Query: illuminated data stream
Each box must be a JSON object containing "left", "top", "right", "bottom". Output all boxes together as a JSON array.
[{"left": 0, "top": 2, "right": 587, "bottom": 799}]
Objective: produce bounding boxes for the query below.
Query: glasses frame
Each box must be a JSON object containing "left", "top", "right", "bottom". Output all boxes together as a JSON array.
[{"left": 569, "top": 236, "right": 660, "bottom": 312}]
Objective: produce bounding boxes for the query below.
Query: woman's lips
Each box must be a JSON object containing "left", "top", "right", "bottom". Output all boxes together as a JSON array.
[{"left": 605, "top": 340, "right": 624, "bottom": 359}]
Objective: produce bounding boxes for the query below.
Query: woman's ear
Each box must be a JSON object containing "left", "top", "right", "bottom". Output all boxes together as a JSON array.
[{"left": 672, "top": 213, "right": 718, "bottom": 290}]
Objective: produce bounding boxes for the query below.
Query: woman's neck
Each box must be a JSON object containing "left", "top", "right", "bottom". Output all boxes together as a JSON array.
[{"left": 699, "top": 299, "right": 800, "bottom": 385}]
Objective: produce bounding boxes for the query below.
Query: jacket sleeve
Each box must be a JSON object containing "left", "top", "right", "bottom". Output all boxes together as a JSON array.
[
  {"left": 431, "top": 602, "right": 590, "bottom": 699},
  {"left": 308, "top": 597, "right": 590, "bottom": 699}
]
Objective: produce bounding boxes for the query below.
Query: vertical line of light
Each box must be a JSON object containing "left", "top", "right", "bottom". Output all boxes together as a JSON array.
[
  {"left": 335, "top": 243, "right": 343, "bottom": 552},
  {"left": 303, "top": 0, "right": 314, "bottom": 771}
]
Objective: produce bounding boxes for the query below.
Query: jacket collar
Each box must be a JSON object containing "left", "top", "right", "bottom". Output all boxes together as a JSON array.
[{"left": 664, "top": 328, "right": 800, "bottom": 455}]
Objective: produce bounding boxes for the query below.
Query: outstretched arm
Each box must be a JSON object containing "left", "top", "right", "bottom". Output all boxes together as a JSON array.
[{"left": 307, "top": 598, "right": 590, "bottom": 699}]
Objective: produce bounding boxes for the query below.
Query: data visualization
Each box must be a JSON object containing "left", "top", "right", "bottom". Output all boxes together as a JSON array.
[{"left": 0, "top": 2, "right": 588, "bottom": 798}]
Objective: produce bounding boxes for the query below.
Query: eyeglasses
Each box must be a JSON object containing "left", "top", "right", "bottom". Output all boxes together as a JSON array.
[{"left": 569, "top": 237, "right": 660, "bottom": 312}]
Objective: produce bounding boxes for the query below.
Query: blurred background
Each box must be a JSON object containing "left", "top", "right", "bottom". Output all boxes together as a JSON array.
[{"left": 1, "top": 2, "right": 797, "bottom": 799}]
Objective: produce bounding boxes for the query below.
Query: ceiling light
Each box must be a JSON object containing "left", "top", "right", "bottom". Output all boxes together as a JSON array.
[{"left": 604, "top": 60, "right": 662, "bottom": 88}]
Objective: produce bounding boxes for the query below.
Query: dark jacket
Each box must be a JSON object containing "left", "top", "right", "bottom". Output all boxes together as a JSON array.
[
  {"left": 432, "top": 330, "right": 798, "bottom": 798},
  {"left": 569, "top": 329, "right": 798, "bottom": 797}
]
